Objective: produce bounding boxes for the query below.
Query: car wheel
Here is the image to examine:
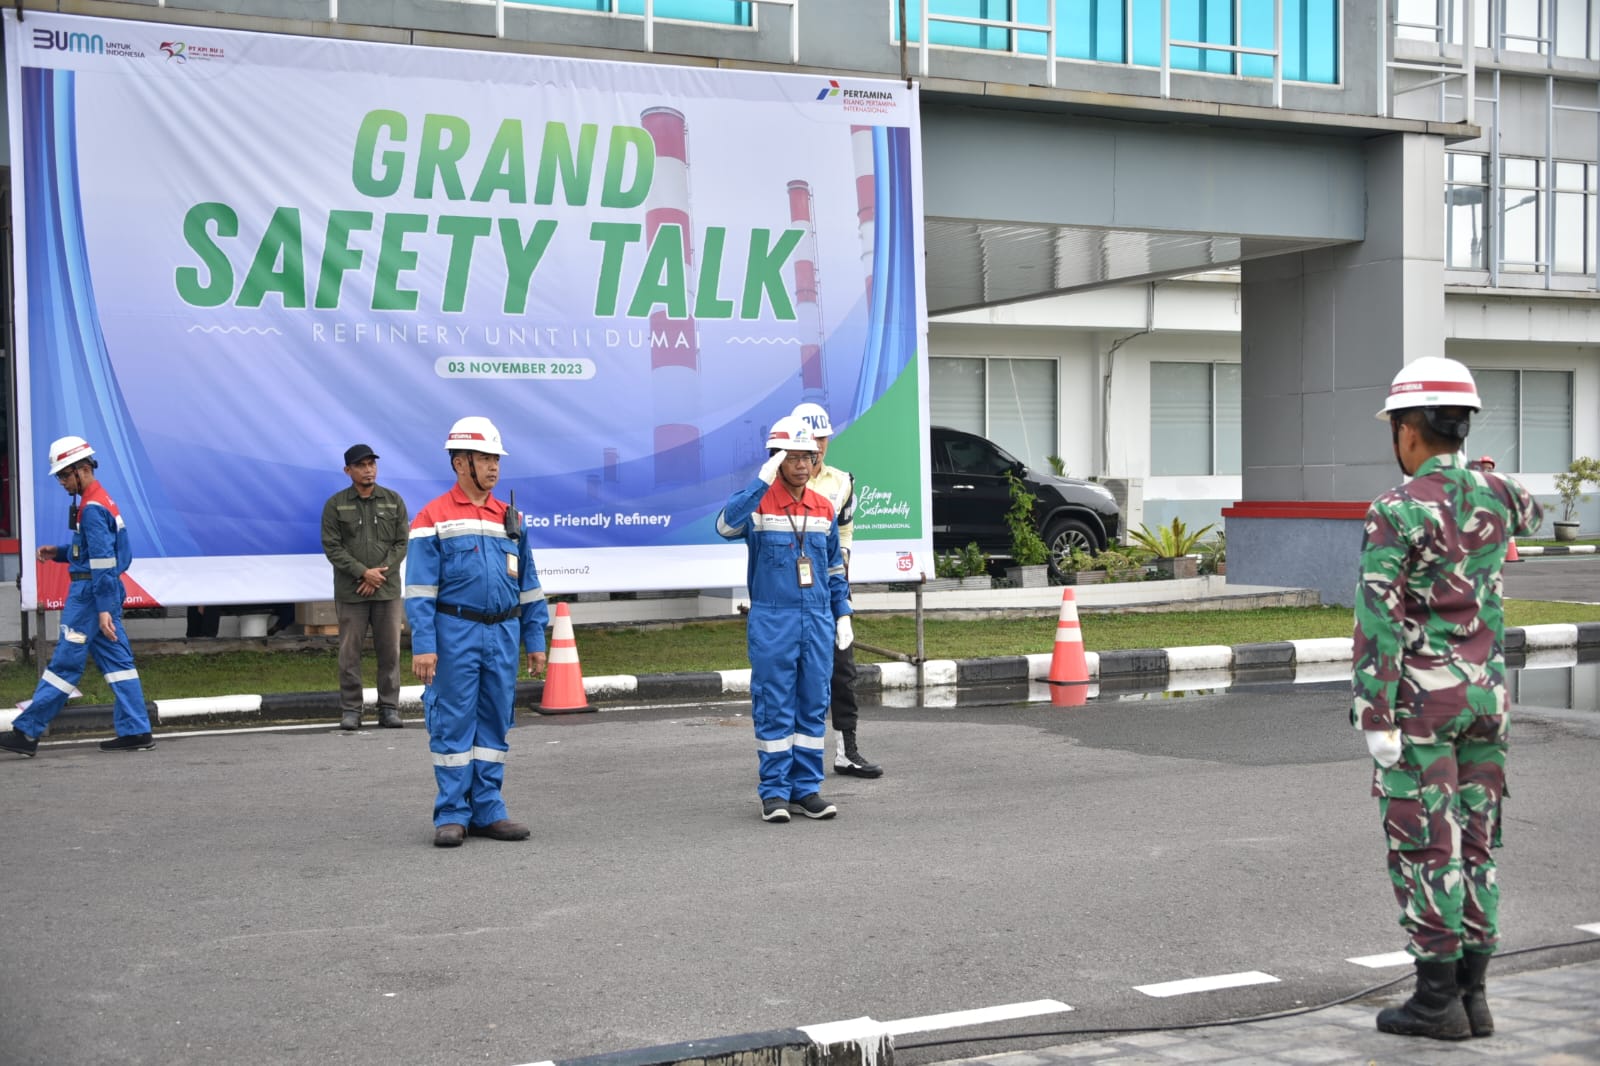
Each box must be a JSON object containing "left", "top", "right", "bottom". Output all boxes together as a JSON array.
[{"left": 1044, "top": 517, "right": 1098, "bottom": 581}]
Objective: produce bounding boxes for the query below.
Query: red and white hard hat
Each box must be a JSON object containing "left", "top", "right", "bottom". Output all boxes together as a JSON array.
[
  {"left": 790, "top": 402, "right": 834, "bottom": 438},
  {"left": 47, "top": 435, "right": 95, "bottom": 476},
  {"left": 444, "top": 416, "right": 508, "bottom": 456},
  {"left": 1376, "top": 356, "right": 1482, "bottom": 420},
  {"left": 764, "top": 415, "right": 819, "bottom": 453}
]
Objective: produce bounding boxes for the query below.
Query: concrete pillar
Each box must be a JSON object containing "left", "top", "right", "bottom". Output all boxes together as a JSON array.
[{"left": 1228, "top": 132, "right": 1447, "bottom": 607}]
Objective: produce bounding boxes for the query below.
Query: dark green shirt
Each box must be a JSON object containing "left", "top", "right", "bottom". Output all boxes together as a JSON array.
[{"left": 320, "top": 484, "right": 409, "bottom": 603}]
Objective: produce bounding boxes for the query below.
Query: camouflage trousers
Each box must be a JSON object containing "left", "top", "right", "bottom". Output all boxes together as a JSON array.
[{"left": 1373, "top": 710, "right": 1507, "bottom": 962}]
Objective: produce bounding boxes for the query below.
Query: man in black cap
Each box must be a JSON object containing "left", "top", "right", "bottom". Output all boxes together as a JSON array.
[{"left": 320, "top": 444, "right": 410, "bottom": 730}]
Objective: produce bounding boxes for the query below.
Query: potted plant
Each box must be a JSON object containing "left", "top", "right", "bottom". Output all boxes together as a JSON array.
[
  {"left": 928, "top": 541, "right": 992, "bottom": 590},
  {"left": 1094, "top": 545, "right": 1147, "bottom": 583},
  {"left": 1128, "top": 517, "right": 1216, "bottom": 579},
  {"left": 1198, "top": 531, "right": 1227, "bottom": 576},
  {"left": 1552, "top": 457, "right": 1600, "bottom": 542},
  {"left": 1059, "top": 544, "right": 1105, "bottom": 585},
  {"left": 1003, "top": 471, "right": 1051, "bottom": 587}
]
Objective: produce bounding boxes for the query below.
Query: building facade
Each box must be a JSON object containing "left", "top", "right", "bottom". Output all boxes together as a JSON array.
[{"left": 2, "top": 0, "right": 1595, "bottom": 606}]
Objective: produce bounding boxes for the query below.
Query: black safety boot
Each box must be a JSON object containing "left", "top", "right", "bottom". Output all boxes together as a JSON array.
[
  {"left": 1376, "top": 959, "right": 1472, "bottom": 1040},
  {"left": 1458, "top": 951, "right": 1494, "bottom": 1037},
  {"left": 99, "top": 733, "right": 155, "bottom": 752},
  {"left": 833, "top": 730, "right": 883, "bottom": 778},
  {"left": 0, "top": 728, "right": 39, "bottom": 757}
]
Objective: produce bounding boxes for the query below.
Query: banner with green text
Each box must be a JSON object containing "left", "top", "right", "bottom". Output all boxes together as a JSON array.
[{"left": 5, "top": 11, "right": 930, "bottom": 609}]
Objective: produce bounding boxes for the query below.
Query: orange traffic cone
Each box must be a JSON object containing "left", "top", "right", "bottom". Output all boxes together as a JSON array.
[
  {"left": 1048, "top": 588, "right": 1090, "bottom": 693},
  {"left": 537, "top": 603, "right": 595, "bottom": 715},
  {"left": 1506, "top": 537, "right": 1520, "bottom": 563}
]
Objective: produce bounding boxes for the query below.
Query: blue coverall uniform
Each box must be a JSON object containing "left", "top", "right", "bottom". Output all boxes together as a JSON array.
[
  {"left": 16, "top": 481, "right": 150, "bottom": 739},
  {"left": 405, "top": 486, "right": 549, "bottom": 829},
  {"left": 717, "top": 477, "right": 851, "bottom": 800}
]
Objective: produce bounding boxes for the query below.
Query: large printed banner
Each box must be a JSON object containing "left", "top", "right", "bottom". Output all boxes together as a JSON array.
[{"left": 4, "top": 12, "right": 931, "bottom": 609}]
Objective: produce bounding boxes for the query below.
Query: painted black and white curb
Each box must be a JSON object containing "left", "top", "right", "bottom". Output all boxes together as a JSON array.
[
  {"left": 6, "top": 623, "right": 1597, "bottom": 736},
  {"left": 1514, "top": 544, "right": 1597, "bottom": 555}
]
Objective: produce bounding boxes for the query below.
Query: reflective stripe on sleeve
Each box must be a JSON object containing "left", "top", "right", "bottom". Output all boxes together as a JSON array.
[
  {"left": 409, "top": 527, "right": 438, "bottom": 541},
  {"left": 436, "top": 518, "right": 510, "bottom": 542},
  {"left": 89, "top": 557, "right": 118, "bottom": 570},
  {"left": 755, "top": 735, "right": 794, "bottom": 753},
  {"left": 519, "top": 588, "right": 546, "bottom": 605},
  {"left": 471, "top": 746, "right": 508, "bottom": 764},
  {"left": 103, "top": 669, "right": 140, "bottom": 684},
  {"left": 407, "top": 585, "right": 439, "bottom": 599},
  {"left": 715, "top": 513, "right": 745, "bottom": 537},
  {"left": 432, "top": 750, "right": 472, "bottom": 767}
]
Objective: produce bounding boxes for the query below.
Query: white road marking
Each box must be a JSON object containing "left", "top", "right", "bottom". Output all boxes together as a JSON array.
[
  {"left": 1577, "top": 923, "right": 1600, "bottom": 936},
  {"left": 1134, "top": 971, "right": 1280, "bottom": 998},
  {"left": 880, "top": 999, "right": 1073, "bottom": 1036},
  {"left": 1346, "top": 951, "right": 1414, "bottom": 968}
]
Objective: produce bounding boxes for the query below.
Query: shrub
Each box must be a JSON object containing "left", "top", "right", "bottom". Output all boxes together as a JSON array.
[
  {"left": 1005, "top": 471, "right": 1051, "bottom": 566},
  {"left": 935, "top": 541, "right": 990, "bottom": 579},
  {"left": 1129, "top": 517, "right": 1216, "bottom": 558}
]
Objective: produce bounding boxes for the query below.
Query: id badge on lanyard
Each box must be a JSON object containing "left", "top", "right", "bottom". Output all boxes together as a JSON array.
[{"left": 786, "top": 506, "right": 814, "bottom": 588}]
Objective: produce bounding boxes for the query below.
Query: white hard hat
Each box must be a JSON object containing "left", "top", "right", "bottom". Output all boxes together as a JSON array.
[
  {"left": 444, "top": 416, "right": 508, "bottom": 455},
  {"left": 47, "top": 435, "right": 95, "bottom": 476},
  {"left": 790, "top": 402, "right": 833, "bottom": 438},
  {"left": 1377, "top": 357, "right": 1483, "bottom": 420},
  {"left": 765, "top": 415, "right": 819, "bottom": 453}
]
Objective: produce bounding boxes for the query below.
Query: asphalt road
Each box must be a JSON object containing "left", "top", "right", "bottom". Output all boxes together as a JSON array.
[{"left": 2, "top": 674, "right": 1597, "bottom": 1066}]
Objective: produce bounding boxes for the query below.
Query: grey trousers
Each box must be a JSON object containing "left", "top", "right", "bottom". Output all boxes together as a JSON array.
[{"left": 337, "top": 598, "right": 405, "bottom": 712}]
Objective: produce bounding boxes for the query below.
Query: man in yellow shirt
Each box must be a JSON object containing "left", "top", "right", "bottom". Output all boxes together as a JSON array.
[{"left": 791, "top": 402, "right": 882, "bottom": 778}]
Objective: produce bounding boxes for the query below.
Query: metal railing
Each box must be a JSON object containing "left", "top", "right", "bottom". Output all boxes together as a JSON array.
[
  {"left": 151, "top": 0, "right": 801, "bottom": 64},
  {"left": 918, "top": 0, "right": 1287, "bottom": 105}
]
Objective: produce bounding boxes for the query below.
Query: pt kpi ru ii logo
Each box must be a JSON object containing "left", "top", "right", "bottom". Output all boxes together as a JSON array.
[
  {"left": 160, "top": 40, "right": 226, "bottom": 63},
  {"left": 814, "top": 79, "right": 899, "bottom": 115}
]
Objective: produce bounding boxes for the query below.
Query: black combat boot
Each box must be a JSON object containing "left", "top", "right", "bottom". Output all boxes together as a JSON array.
[
  {"left": 1375, "top": 959, "right": 1472, "bottom": 1040},
  {"left": 1458, "top": 951, "right": 1493, "bottom": 1037},
  {"left": 834, "top": 730, "right": 882, "bottom": 778}
]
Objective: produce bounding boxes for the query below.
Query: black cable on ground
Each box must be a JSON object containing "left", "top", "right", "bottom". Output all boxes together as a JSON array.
[{"left": 895, "top": 936, "right": 1600, "bottom": 1052}]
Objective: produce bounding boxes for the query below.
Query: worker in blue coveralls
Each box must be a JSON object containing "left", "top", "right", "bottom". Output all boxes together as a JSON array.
[
  {"left": 406, "top": 416, "right": 549, "bottom": 848},
  {"left": 717, "top": 415, "right": 853, "bottom": 823},
  {"left": 2, "top": 435, "right": 154, "bottom": 758}
]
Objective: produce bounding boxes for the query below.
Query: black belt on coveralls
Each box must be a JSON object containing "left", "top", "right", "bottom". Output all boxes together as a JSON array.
[
  {"left": 436, "top": 602, "right": 519, "bottom": 625},
  {"left": 70, "top": 573, "right": 92, "bottom": 581}
]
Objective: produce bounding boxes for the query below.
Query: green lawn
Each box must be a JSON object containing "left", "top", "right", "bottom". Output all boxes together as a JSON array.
[{"left": 5, "top": 599, "right": 1598, "bottom": 704}]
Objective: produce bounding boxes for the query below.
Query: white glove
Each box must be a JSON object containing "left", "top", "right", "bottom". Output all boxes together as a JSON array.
[
  {"left": 1365, "top": 728, "right": 1403, "bottom": 769},
  {"left": 758, "top": 451, "right": 784, "bottom": 485},
  {"left": 835, "top": 616, "right": 854, "bottom": 651}
]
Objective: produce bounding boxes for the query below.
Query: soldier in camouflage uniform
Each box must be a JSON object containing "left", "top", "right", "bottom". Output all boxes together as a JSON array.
[{"left": 1353, "top": 356, "right": 1542, "bottom": 1041}]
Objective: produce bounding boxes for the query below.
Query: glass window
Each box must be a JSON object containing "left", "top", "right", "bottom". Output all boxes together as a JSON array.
[
  {"left": 1522, "top": 370, "right": 1574, "bottom": 472},
  {"left": 1501, "top": 157, "right": 1544, "bottom": 274},
  {"left": 1215, "top": 362, "right": 1241, "bottom": 475},
  {"left": 930, "top": 355, "right": 1059, "bottom": 473},
  {"left": 930, "top": 357, "right": 986, "bottom": 437},
  {"left": 989, "top": 358, "right": 1058, "bottom": 471},
  {"left": 1554, "top": 0, "right": 1595, "bottom": 58},
  {"left": 906, "top": 1, "right": 1340, "bottom": 84},
  {"left": 1446, "top": 151, "right": 1490, "bottom": 270},
  {"left": 1503, "top": 1, "right": 1547, "bottom": 54},
  {"left": 1553, "top": 161, "right": 1596, "bottom": 275},
  {"left": 1151, "top": 362, "right": 1213, "bottom": 475},
  {"left": 1463, "top": 367, "right": 1573, "bottom": 473},
  {"left": 510, "top": 0, "right": 753, "bottom": 25},
  {"left": 1473, "top": 369, "right": 1520, "bottom": 470}
]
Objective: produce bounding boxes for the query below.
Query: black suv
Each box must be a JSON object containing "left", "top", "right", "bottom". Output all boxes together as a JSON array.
[{"left": 930, "top": 425, "right": 1121, "bottom": 580}]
